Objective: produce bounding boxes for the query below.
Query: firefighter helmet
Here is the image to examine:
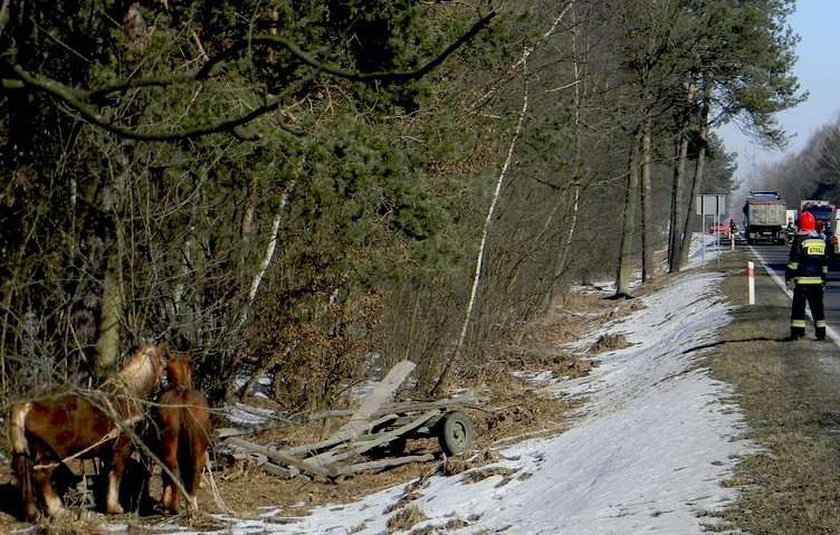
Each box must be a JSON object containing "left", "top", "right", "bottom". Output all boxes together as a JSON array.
[{"left": 799, "top": 211, "right": 816, "bottom": 232}]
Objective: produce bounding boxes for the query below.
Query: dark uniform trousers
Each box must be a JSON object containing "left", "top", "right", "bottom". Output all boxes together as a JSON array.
[{"left": 791, "top": 284, "right": 826, "bottom": 339}]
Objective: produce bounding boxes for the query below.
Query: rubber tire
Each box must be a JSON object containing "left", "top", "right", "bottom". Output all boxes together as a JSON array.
[{"left": 437, "top": 411, "right": 474, "bottom": 456}]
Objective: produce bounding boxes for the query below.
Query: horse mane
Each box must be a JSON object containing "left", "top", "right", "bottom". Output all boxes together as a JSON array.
[{"left": 105, "top": 343, "right": 164, "bottom": 399}]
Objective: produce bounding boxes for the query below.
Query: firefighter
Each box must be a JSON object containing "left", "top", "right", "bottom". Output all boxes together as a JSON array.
[{"left": 786, "top": 211, "right": 830, "bottom": 340}]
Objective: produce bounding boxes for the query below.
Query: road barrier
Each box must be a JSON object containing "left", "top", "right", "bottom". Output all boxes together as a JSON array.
[{"left": 747, "top": 260, "right": 755, "bottom": 305}]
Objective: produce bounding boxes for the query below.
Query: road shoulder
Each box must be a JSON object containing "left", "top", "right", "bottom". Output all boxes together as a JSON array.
[{"left": 704, "top": 248, "right": 840, "bottom": 532}]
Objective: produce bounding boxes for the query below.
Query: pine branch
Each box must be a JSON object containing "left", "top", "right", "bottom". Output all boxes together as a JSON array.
[{"left": 5, "top": 10, "right": 495, "bottom": 141}]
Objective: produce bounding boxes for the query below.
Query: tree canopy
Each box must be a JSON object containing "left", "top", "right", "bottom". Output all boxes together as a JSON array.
[{"left": 0, "top": 0, "right": 800, "bottom": 407}]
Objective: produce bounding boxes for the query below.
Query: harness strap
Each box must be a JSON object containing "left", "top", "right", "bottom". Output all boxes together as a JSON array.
[{"left": 33, "top": 414, "right": 143, "bottom": 471}]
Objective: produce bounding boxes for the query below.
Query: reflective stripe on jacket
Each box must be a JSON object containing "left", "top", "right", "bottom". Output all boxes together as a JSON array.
[{"left": 786, "top": 231, "right": 830, "bottom": 285}]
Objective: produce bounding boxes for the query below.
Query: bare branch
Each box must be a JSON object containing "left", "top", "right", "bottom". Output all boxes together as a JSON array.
[
  {"left": 196, "top": 11, "right": 496, "bottom": 82},
  {"left": 0, "top": 0, "right": 10, "bottom": 38},
  {"left": 76, "top": 11, "right": 494, "bottom": 101},
  {"left": 84, "top": 72, "right": 205, "bottom": 100},
  {"left": 10, "top": 63, "right": 302, "bottom": 141},
  {"left": 5, "top": 11, "right": 495, "bottom": 141}
]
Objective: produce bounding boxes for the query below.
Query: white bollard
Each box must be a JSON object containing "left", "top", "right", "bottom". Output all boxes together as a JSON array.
[{"left": 747, "top": 260, "right": 755, "bottom": 305}]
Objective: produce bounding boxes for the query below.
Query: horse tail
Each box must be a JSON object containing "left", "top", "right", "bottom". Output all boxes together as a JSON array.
[
  {"left": 9, "top": 402, "right": 36, "bottom": 519},
  {"left": 178, "top": 394, "right": 210, "bottom": 501}
]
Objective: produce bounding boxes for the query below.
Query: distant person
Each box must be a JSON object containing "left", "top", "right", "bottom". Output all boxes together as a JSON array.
[
  {"left": 786, "top": 211, "right": 829, "bottom": 340},
  {"left": 785, "top": 220, "right": 796, "bottom": 245}
]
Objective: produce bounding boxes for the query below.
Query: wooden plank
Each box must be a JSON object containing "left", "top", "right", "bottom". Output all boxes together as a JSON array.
[
  {"left": 225, "top": 437, "right": 330, "bottom": 478},
  {"left": 376, "top": 397, "right": 474, "bottom": 416},
  {"left": 216, "top": 426, "right": 285, "bottom": 439},
  {"left": 215, "top": 409, "right": 358, "bottom": 440},
  {"left": 330, "top": 360, "right": 415, "bottom": 442},
  {"left": 278, "top": 413, "right": 399, "bottom": 458},
  {"left": 335, "top": 454, "right": 435, "bottom": 478},
  {"left": 261, "top": 462, "right": 298, "bottom": 479},
  {"left": 309, "top": 410, "right": 438, "bottom": 465}
]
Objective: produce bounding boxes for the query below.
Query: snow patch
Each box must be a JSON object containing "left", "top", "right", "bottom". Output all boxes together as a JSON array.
[
  {"left": 223, "top": 403, "right": 278, "bottom": 426},
  {"left": 170, "top": 270, "right": 751, "bottom": 534}
]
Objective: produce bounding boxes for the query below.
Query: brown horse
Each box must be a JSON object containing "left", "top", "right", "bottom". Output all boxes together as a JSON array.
[
  {"left": 154, "top": 351, "right": 211, "bottom": 512},
  {"left": 8, "top": 343, "right": 164, "bottom": 520}
]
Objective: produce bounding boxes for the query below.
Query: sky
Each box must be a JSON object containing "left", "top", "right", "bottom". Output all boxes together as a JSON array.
[{"left": 719, "top": 0, "right": 840, "bottom": 197}]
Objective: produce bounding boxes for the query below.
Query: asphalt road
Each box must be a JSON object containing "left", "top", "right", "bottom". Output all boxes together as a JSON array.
[{"left": 748, "top": 243, "right": 840, "bottom": 333}]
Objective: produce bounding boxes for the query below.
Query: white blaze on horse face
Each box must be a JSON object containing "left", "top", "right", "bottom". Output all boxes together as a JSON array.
[{"left": 106, "top": 472, "right": 124, "bottom": 514}]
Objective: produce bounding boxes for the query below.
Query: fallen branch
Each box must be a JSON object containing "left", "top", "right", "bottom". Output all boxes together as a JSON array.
[
  {"left": 308, "top": 410, "right": 438, "bottom": 466},
  {"left": 225, "top": 437, "right": 329, "bottom": 479}
]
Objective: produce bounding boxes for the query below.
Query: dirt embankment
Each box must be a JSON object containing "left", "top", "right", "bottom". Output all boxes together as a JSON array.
[{"left": 704, "top": 249, "right": 840, "bottom": 533}]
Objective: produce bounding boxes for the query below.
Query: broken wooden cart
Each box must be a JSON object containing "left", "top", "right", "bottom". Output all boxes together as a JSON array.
[{"left": 217, "top": 360, "right": 476, "bottom": 481}]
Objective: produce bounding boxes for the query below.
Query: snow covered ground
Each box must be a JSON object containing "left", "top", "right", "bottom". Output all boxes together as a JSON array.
[{"left": 182, "top": 253, "right": 753, "bottom": 534}]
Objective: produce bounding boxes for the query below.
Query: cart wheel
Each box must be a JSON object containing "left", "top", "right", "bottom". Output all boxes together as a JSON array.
[{"left": 438, "top": 411, "right": 474, "bottom": 456}]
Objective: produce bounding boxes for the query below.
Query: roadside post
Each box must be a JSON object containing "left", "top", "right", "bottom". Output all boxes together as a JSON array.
[{"left": 747, "top": 261, "right": 755, "bottom": 305}]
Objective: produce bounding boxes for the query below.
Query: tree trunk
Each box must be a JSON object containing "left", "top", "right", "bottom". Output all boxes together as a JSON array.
[
  {"left": 95, "top": 252, "right": 122, "bottom": 374},
  {"left": 640, "top": 116, "right": 654, "bottom": 282},
  {"left": 668, "top": 81, "right": 697, "bottom": 273},
  {"left": 615, "top": 129, "right": 642, "bottom": 298},
  {"left": 549, "top": 0, "right": 583, "bottom": 301},
  {"left": 667, "top": 139, "right": 679, "bottom": 267},
  {"left": 679, "top": 78, "right": 711, "bottom": 268}
]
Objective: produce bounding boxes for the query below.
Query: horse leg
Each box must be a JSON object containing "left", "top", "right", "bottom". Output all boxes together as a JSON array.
[
  {"left": 9, "top": 402, "right": 39, "bottom": 520},
  {"left": 12, "top": 452, "right": 39, "bottom": 521},
  {"left": 161, "top": 427, "right": 180, "bottom": 512},
  {"left": 105, "top": 435, "right": 132, "bottom": 515},
  {"left": 31, "top": 463, "right": 63, "bottom": 518}
]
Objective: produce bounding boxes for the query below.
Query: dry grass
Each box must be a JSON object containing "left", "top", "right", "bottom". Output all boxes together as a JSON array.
[
  {"left": 461, "top": 466, "right": 518, "bottom": 484},
  {"left": 407, "top": 518, "right": 469, "bottom": 534},
  {"left": 31, "top": 510, "right": 106, "bottom": 535},
  {"left": 588, "top": 333, "right": 632, "bottom": 354},
  {"left": 0, "top": 280, "right": 633, "bottom": 532},
  {"left": 183, "top": 284, "right": 628, "bottom": 525},
  {"left": 703, "top": 249, "right": 840, "bottom": 533},
  {"left": 387, "top": 504, "right": 427, "bottom": 533}
]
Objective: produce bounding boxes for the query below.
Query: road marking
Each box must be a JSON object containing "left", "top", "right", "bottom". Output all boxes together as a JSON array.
[{"left": 749, "top": 245, "right": 840, "bottom": 347}]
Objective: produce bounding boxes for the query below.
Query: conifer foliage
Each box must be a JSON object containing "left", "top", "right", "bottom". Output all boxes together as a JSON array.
[{"left": 0, "top": 1, "right": 800, "bottom": 407}]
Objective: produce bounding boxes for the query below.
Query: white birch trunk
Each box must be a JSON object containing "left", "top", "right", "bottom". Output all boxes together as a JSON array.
[
  {"left": 434, "top": 5, "right": 573, "bottom": 393},
  {"left": 240, "top": 191, "right": 290, "bottom": 326},
  {"left": 552, "top": 0, "right": 583, "bottom": 288},
  {"left": 433, "top": 56, "right": 530, "bottom": 394},
  {"left": 471, "top": 4, "right": 572, "bottom": 108}
]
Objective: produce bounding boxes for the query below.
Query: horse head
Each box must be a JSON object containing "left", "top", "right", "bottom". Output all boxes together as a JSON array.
[{"left": 165, "top": 351, "right": 194, "bottom": 390}]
